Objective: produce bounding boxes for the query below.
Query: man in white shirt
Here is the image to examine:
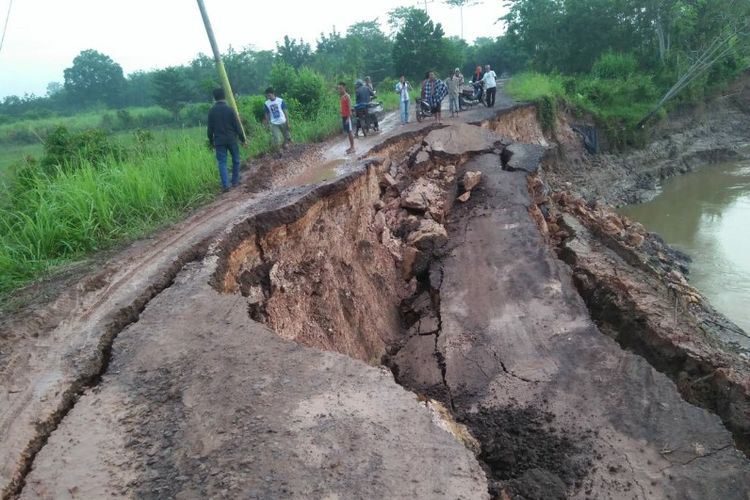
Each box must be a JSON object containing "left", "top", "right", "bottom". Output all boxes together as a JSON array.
[
  {"left": 395, "top": 75, "right": 411, "bottom": 124},
  {"left": 263, "top": 87, "right": 292, "bottom": 153},
  {"left": 483, "top": 65, "right": 498, "bottom": 108}
]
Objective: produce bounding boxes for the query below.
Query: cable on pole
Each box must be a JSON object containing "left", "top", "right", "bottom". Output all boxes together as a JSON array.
[{"left": 0, "top": 0, "right": 13, "bottom": 55}]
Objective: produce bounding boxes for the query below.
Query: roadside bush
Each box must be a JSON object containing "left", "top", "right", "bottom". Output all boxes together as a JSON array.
[
  {"left": 268, "top": 62, "right": 328, "bottom": 119},
  {"left": 379, "top": 77, "right": 398, "bottom": 94},
  {"left": 269, "top": 61, "right": 297, "bottom": 98},
  {"left": 41, "top": 126, "right": 123, "bottom": 172},
  {"left": 505, "top": 73, "right": 565, "bottom": 102},
  {"left": 238, "top": 95, "right": 268, "bottom": 123},
  {"left": 179, "top": 102, "right": 212, "bottom": 127},
  {"left": 129, "top": 106, "right": 174, "bottom": 129},
  {"left": 292, "top": 68, "right": 327, "bottom": 119},
  {"left": 117, "top": 108, "right": 135, "bottom": 128},
  {"left": 592, "top": 52, "right": 638, "bottom": 80}
]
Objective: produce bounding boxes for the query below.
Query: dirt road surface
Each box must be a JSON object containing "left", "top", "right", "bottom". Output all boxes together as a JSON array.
[
  {"left": 2, "top": 86, "right": 749, "bottom": 499},
  {"left": 0, "top": 100, "right": 505, "bottom": 499}
]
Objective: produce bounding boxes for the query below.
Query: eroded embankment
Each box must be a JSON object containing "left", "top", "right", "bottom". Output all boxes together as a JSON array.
[
  {"left": 210, "top": 115, "right": 750, "bottom": 498},
  {"left": 510, "top": 105, "right": 750, "bottom": 456},
  {"left": 211, "top": 123, "right": 501, "bottom": 371}
]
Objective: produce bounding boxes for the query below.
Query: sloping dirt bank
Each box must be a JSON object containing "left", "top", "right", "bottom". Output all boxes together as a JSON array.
[
  {"left": 509, "top": 79, "right": 750, "bottom": 456},
  {"left": 543, "top": 72, "right": 750, "bottom": 205}
]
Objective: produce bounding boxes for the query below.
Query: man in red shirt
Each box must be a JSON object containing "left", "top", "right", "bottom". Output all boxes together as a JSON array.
[{"left": 338, "top": 82, "right": 355, "bottom": 155}]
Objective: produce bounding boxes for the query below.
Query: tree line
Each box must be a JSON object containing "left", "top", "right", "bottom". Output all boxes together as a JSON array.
[
  {"left": 0, "top": 8, "right": 518, "bottom": 124},
  {"left": 504, "top": 0, "right": 749, "bottom": 87},
  {"left": 3, "top": 1, "right": 748, "bottom": 125}
]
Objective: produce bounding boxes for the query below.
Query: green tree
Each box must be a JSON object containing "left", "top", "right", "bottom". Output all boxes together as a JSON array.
[
  {"left": 63, "top": 49, "right": 126, "bottom": 107},
  {"left": 223, "top": 47, "right": 275, "bottom": 95},
  {"left": 268, "top": 61, "right": 297, "bottom": 98},
  {"left": 347, "top": 20, "right": 394, "bottom": 83},
  {"left": 152, "top": 67, "right": 193, "bottom": 116},
  {"left": 123, "top": 71, "right": 155, "bottom": 107},
  {"left": 314, "top": 29, "right": 358, "bottom": 79},
  {"left": 45, "top": 82, "right": 63, "bottom": 97},
  {"left": 276, "top": 36, "right": 312, "bottom": 69},
  {"left": 390, "top": 8, "right": 449, "bottom": 80}
]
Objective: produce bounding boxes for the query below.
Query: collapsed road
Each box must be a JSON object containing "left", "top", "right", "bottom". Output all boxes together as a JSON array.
[{"left": 1, "top": 88, "right": 750, "bottom": 499}]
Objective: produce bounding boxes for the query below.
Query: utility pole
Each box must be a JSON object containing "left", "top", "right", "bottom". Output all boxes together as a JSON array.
[
  {"left": 196, "top": 0, "right": 245, "bottom": 138},
  {"left": 443, "top": 0, "right": 482, "bottom": 41},
  {"left": 0, "top": 0, "right": 13, "bottom": 55}
]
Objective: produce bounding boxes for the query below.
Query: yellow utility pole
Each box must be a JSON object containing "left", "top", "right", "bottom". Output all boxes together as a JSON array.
[{"left": 196, "top": 0, "right": 246, "bottom": 139}]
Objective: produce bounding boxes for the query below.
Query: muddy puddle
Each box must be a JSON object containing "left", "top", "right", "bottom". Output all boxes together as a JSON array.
[
  {"left": 621, "top": 160, "right": 750, "bottom": 334},
  {"left": 281, "top": 159, "right": 354, "bottom": 187}
]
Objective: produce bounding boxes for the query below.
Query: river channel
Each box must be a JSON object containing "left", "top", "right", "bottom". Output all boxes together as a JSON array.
[{"left": 621, "top": 160, "right": 750, "bottom": 334}]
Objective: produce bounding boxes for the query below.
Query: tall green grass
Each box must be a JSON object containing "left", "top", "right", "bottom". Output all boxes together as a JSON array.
[
  {"left": 0, "top": 88, "right": 408, "bottom": 299},
  {"left": 0, "top": 143, "right": 43, "bottom": 174},
  {"left": 506, "top": 73, "right": 566, "bottom": 102},
  {"left": 0, "top": 106, "right": 176, "bottom": 146},
  {"left": 507, "top": 71, "right": 658, "bottom": 147},
  {"left": 0, "top": 133, "right": 216, "bottom": 295}
]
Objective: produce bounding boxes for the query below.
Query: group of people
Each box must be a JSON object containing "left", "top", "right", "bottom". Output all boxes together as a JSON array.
[
  {"left": 392, "top": 64, "right": 499, "bottom": 126},
  {"left": 206, "top": 63, "right": 500, "bottom": 190},
  {"left": 206, "top": 86, "right": 293, "bottom": 191}
]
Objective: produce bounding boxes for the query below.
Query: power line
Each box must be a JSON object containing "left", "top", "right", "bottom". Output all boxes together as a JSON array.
[{"left": 0, "top": 0, "right": 12, "bottom": 55}]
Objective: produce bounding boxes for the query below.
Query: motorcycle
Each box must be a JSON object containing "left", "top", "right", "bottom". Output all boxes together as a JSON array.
[
  {"left": 459, "top": 81, "right": 485, "bottom": 110},
  {"left": 415, "top": 98, "right": 433, "bottom": 122},
  {"left": 355, "top": 100, "right": 384, "bottom": 136}
]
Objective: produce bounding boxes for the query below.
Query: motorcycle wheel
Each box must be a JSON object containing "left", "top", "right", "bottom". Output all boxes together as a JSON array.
[{"left": 416, "top": 111, "right": 423, "bottom": 123}]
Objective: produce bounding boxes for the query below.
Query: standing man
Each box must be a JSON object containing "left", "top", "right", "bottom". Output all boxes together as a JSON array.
[
  {"left": 471, "top": 65, "right": 485, "bottom": 104},
  {"left": 338, "top": 82, "right": 355, "bottom": 155},
  {"left": 423, "top": 72, "right": 447, "bottom": 123},
  {"left": 207, "top": 87, "right": 246, "bottom": 192},
  {"left": 483, "top": 64, "right": 498, "bottom": 108},
  {"left": 447, "top": 68, "right": 464, "bottom": 117},
  {"left": 263, "top": 87, "right": 292, "bottom": 155},
  {"left": 395, "top": 75, "right": 411, "bottom": 124}
]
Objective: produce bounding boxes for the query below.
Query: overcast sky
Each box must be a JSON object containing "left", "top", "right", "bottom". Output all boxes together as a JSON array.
[{"left": 0, "top": 0, "right": 508, "bottom": 99}]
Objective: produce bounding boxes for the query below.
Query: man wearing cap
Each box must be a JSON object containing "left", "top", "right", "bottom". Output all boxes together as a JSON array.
[{"left": 447, "top": 68, "right": 464, "bottom": 118}]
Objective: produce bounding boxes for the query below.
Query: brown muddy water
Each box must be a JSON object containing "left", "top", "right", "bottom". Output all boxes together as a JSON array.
[{"left": 622, "top": 160, "right": 750, "bottom": 334}]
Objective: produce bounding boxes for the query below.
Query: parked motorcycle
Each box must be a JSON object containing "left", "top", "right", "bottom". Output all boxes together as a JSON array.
[
  {"left": 355, "top": 100, "right": 384, "bottom": 136},
  {"left": 415, "top": 98, "right": 433, "bottom": 122},
  {"left": 459, "top": 81, "right": 485, "bottom": 110}
]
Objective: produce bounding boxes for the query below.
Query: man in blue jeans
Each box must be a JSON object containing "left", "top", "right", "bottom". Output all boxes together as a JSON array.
[
  {"left": 207, "top": 88, "right": 246, "bottom": 191},
  {"left": 395, "top": 75, "right": 411, "bottom": 124}
]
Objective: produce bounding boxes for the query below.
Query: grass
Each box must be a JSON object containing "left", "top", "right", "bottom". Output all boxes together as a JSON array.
[
  {"left": 506, "top": 72, "right": 566, "bottom": 102},
  {"left": 507, "top": 71, "right": 659, "bottom": 147},
  {"left": 0, "top": 131, "right": 216, "bottom": 296},
  {"left": 0, "top": 143, "right": 43, "bottom": 175},
  {"left": 0, "top": 106, "right": 176, "bottom": 146},
  {"left": 0, "top": 88, "right": 410, "bottom": 299}
]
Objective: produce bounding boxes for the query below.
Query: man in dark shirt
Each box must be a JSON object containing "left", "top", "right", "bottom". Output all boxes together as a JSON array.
[
  {"left": 207, "top": 88, "right": 247, "bottom": 191},
  {"left": 354, "top": 79, "right": 378, "bottom": 135}
]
